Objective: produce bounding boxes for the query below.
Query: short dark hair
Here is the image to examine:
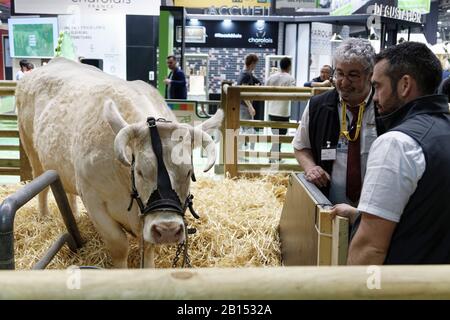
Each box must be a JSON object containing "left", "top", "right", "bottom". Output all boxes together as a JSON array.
[
  {"left": 279, "top": 57, "right": 291, "bottom": 71},
  {"left": 19, "top": 59, "right": 28, "bottom": 68},
  {"left": 375, "top": 42, "right": 442, "bottom": 95},
  {"left": 245, "top": 54, "right": 259, "bottom": 67},
  {"left": 167, "top": 55, "right": 177, "bottom": 61}
]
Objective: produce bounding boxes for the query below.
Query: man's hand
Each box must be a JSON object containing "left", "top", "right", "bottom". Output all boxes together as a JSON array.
[
  {"left": 163, "top": 79, "right": 171, "bottom": 85},
  {"left": 244, "top": 100, "right": 256, "bottom": 117},
  {"left": 330, "top": 203, "right": 358, "bottom": 224},
  {"left": 304, "top": 165, "right": 330, "bottom": 188},
  {"left": 248, "top": 105, "right": 256, "bottom": 117}
]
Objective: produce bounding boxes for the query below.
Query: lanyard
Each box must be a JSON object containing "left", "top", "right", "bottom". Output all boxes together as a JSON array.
[{"left": 340, "top": 102, "right": 365, "bottom": 142}]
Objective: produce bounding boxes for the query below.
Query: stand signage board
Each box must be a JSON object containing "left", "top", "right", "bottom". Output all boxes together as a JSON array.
[
  {"left": 14, "top": 0, "right": 160, "bottom": 16},
  {"left": 177, "top": 20, "right": 278, "bottom": 49}
]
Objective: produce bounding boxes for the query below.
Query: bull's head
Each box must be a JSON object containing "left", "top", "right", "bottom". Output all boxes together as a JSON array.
[{"left": 103, "top": 100, "right": 223, "bottom": 245}]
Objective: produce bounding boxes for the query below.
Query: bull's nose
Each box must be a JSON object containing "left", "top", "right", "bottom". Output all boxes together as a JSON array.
[{"left": 151, "top": 222, "right": 184, "bottom": 244}]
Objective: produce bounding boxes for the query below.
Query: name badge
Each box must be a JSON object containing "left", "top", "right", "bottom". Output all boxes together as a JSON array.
[
  {"left": 321, "top": 148, "right": 337, "bottom": 161},
  {"left": 337, "top": 136, "right": 348, "bottom": 153}
]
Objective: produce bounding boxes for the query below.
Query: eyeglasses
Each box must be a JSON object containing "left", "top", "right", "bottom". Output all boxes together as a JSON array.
[{"left": 334, "top": 71, "right": 363, "bottom": 82}]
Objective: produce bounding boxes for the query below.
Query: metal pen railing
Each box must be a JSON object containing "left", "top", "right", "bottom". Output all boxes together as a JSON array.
[{"left": 0, "top": 170, "right": 83, "bottom": 270}]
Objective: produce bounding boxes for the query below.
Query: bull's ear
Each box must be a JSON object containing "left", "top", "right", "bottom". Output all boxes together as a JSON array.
[
  {"left": 195, "top": 108, "right": 224, "bottom": 133},
  {"left": 103, "top": 99, "right": 128, "bottom": 134}
]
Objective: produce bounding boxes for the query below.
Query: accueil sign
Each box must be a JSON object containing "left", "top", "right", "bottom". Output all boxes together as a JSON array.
[
  {"left": 373, "top": 3, "right": 422, "bottom": 23},
  {"left": 206, "top": 5, "right": 271, "bottom": 16}
]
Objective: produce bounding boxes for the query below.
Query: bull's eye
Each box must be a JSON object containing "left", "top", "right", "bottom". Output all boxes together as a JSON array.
[{"left": 137, "top": 170, "right": 143, "bottom": 177}]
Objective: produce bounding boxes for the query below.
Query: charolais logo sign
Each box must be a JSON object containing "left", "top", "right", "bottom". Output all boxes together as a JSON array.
[
  {"left": 248, "top": 22, "right": 273, "bottom": 47},
  {"left": 177, "top": 20, "right": 278, "bottom": 49}
]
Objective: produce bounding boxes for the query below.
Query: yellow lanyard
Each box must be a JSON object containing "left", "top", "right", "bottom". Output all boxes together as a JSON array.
[{"left": 340, "top": 102, "right": 365, "bottom": 142}]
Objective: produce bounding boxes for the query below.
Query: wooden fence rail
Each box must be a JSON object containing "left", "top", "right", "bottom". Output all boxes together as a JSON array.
[
  {"left": 221, "top": 83, "right": 333, "bottom": 177},
  {"left": 0, "top": 81, "right": 32, "bottom": 181},
  {"left": 2, "top": 266, "right": 450, "bottom": 299}
]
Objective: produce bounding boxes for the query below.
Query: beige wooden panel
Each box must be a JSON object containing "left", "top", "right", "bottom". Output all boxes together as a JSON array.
[
  {"left": 239, "top": 134, "right": 293, "bottom": 143},
  {"left": 239, "top": 120, "right": 299, "bottom": 129},
  {"left": 235, "top": 85, "right": 312, "bottom": 93},
  {"left": 0, "top": 167, "right": 20, "bottom": 175},
  {"left": 240, "top": 92, "right": 311, "bottom": 101},
  {"left": 0, "top": 145, "right": 20, "bottom": 151},
  {"left": 0, "top": 80, "right": 17, "bottom": 87},
  {"left": 279, "top": 173, "right": 319, "bottom": 265},
  {"left": 0, "top": 114, "right": 17, "bottom": 121},
  {"left": 0, "top": 158, "right": 20, "bottom": 167},
  {"left": 279, "top": 173, "right": 349, "bottom": 266},
  {"left": 238, "top": 163, "right": 299, "bottom": 172},
  {"left": 312, "top": 87, "right": 333, "bottom": 96},
  {"left": 238, "top": 151, "right": 295, "bottom": 159},
  {"left": 0, "top": 130, "right": 19, "bottom": 138}
]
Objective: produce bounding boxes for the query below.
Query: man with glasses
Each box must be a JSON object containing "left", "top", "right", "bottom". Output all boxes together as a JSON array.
[
  {"left": 293, "top": 38, "right": 385, "bottom": 206},
  {"left": 331, "top": 42, "right": 450, "bottom": 264}
]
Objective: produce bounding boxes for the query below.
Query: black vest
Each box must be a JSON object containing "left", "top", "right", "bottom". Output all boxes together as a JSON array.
[
  {"left": 380, "top": 95, "right": 450, "bottom": 264},
  {"left": 308, "top": 89, "right": 385, "bottom": 196}
]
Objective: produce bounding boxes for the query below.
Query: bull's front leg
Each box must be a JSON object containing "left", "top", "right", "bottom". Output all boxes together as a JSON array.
[
  {"left": 90, "top": 214, "right": 129, "bottom": 268},
  {"left": 79, "top": 186, "right": 129, "bottom": 268}
]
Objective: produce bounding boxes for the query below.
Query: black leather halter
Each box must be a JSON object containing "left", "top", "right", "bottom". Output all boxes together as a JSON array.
[{"left": 127, "top": 117, "right": 199, "bottom": 220}]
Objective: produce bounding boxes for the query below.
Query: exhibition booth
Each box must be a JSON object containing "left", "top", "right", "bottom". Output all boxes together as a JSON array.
[{"left": 3, "top": 0, "right": 426, "bottom": 104}]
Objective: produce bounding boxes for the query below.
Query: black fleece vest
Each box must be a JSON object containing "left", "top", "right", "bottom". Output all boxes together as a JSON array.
[
  {"left": 380, "top": 95, "right": 450, "bottom": 264},
  {"left": 308, "top": 89, "right": 385, "bottom": 196}
]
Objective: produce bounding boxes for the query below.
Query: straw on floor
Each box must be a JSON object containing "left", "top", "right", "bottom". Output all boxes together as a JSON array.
[{"left": 1, "top": 175, "right": 288, "bottom": 269}]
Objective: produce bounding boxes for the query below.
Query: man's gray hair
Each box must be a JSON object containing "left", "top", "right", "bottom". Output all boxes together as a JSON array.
[{"left": 333, "top": 38, "right": 375, "bottom": 72}]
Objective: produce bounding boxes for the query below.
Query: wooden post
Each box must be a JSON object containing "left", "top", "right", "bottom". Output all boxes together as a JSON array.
[
  {"left": 332, "top": 216, "right": 349, "bottom": 265},
  {"left": 317, "top": 210, "right": 332, "bottom": 265},
  {"left": 19, "top": 142, "right": 33, "bottom": 181},
  {"left": 224, "top": 86, "right": 240, "bottom": 178}
]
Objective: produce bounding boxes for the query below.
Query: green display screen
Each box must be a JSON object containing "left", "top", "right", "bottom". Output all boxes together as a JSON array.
[
  {"left": 8, "top": 18, "right": 58, "bottom": 58},
  {"left": 12, "top": 24, "right": 54, "bottom": 58}
]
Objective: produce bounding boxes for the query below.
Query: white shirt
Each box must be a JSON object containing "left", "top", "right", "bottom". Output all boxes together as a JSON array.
[
  {"left": 16, "top": 70, "right": 24, "bottom": 80},
  {"left": 292, "top": 91, "right": 378, "bottom": 204},
  {"left": 265, "top": 72, "right": 296, "bottom": 117},
  {"left": 357, "top": 131, "right": 426, "bottom": 222}
]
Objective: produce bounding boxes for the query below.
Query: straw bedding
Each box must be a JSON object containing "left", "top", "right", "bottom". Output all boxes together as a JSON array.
[{"left": 1, "top": 175, "right": 288, "bottom": 269}]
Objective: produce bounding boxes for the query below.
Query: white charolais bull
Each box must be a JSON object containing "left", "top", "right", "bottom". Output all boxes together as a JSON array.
[{"left": 16, "top": 57, "right": 223, "bottom": 268}]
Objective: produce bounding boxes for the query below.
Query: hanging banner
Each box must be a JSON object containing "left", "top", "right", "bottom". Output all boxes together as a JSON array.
[
  {"left": 58, "top": 14, "right": 127, "bottom": 79},
  {"left": 174, "top": 0, "right": 270, "bottom": 8},
  {"left": 330, "top": 0, "right": 369, "bottom": 16},
  {"left": 275, "top": 0, "right": 317, "bottom": 9},
  {"left": 309, "top": 22, "right": 332, "bottom": 80},
  {"left": 14, "top": 0, "right": 160, "bottom": 16},
  {"left": 398, "top": 0, "right": 430, "bottom": 14}
]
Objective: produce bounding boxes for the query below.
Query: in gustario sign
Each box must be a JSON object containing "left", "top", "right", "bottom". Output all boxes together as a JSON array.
[{"left": 373, "top": 3, "right": 422, "bottom": 23}]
